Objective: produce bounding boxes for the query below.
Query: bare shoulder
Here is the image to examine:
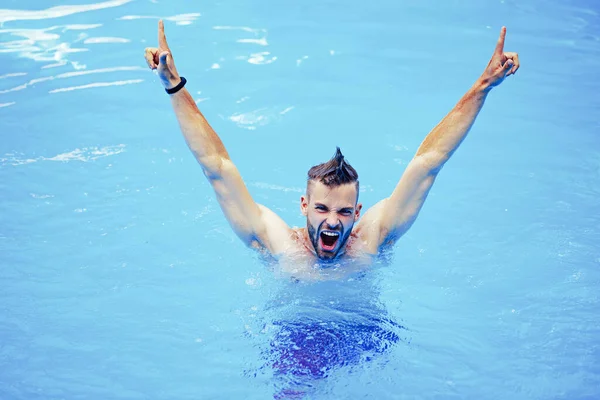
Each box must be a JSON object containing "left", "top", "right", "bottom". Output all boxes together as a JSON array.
[
  {"left": 255, "top": 204, "right": 297, "bottom": 254},
  {"left": 353, "top": 198, "right": 389, "bottom": 252}
]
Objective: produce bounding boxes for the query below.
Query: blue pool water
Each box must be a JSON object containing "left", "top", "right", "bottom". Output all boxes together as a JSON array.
[{"left": 1, "top": 0, "right": 599, "bottom": 399}]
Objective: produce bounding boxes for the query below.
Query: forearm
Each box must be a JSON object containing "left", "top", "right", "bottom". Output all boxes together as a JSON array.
[
  {"left": 169, "top": 86, "right": 267, "bottom": 245},
  {"left": 415, "top": 79, "right": 492, "bottom": 169},
  {"left": 169, "top": 88, "right": 230, "bottom": 175}
]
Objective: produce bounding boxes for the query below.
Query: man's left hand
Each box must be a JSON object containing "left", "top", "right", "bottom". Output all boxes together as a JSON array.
[{"left": 480, "top": 26, "right": 520, "bottom": 89}]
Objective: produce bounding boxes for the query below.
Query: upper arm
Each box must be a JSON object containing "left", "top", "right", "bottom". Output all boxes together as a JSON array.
[
  {"left": 357, "top": 155, "right": 439, "bottom": 248},
  {"left": 203, "top": 156, "right": 292, "bottom": 253}
]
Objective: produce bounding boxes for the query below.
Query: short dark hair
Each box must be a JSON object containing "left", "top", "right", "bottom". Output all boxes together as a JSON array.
[{"left": 307, "top": 147, "right": 359, "bottom": 193}]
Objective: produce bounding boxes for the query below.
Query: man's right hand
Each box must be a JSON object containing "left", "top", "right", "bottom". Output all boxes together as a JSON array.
[{"left": 144, "top": 20, "right": 181, "bottom": 90}]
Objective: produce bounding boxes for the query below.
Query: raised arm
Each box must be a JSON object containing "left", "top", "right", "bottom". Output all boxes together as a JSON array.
[
  {"left": 359, "top": 27, "right": 520, "bottom": 248},
  {"left": 144, "top": 21, "right": 291, "bottom": 253}
]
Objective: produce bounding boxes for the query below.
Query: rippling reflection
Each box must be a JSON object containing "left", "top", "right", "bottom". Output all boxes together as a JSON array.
[
  {"left": 229, "top": 106, "right": 294, "bottom": 130},
  {"left": 0, "top": 3, "right": 210, "bottom": 108},
  {"left": 248, "top": 271, "right": 408, "bottom": 398},
  {"left": 214, "top": 25, "right": 269, "bottom": 46},
  {"left": 0, "top": 26, "right": 87, "bottom": 67},
  {"left": 0, "top": 66, "right": 144, "bottom": 94},
  {"left": 49, "top": 79, "right": 143, "bottom": 93},
  {"left": 118, "top": 13, "right": 201, "bottom": 26},
  {"left": 0, "top": 0, "right": 132, "bottom": 24},
  {"left": 83, "top": 37, "right": 130, "bottom": 44},
  {"left": 0, "top": 1, "right": 287, "bottom": 134},
  {"left": 0, "top": 72, "right": 27, "bottom": 79},
  {"left": 0, "top": 1, "right": 145, "bottom": 104},
  {"left": 1, "top": 145, "right": 125, "bottom": 166}
]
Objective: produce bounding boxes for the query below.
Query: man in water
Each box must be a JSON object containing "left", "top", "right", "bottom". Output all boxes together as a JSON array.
[{"left": 144, "top": 21, "right": 519, "bottom": 281}]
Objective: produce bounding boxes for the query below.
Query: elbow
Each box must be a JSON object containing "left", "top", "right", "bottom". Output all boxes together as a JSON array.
[
  {"left": 413, "top": 152, "right": 448, "bottom": 176},
  {"left": 198, "top": 155, "right": 230, "bottom": 180}
]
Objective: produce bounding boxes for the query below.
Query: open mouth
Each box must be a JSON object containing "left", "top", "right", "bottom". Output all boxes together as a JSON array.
[{"left": 319, "top": 230, "right": 340, "bottom": 251}]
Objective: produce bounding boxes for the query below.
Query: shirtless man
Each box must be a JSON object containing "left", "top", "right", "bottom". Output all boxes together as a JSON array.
[{"left": 144, "top": 21, "right": 519, "bottom": 281}]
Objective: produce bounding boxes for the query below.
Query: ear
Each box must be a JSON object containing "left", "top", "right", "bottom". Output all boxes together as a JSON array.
[
  {"left": 354, "top": 203, "right": 362, "bottom": 222},
  {"left": 300, "top": 195, "right": 309, "bottom": 216}
]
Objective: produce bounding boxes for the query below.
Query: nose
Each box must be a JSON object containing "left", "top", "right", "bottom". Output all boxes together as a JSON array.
[{"left": 325, "top": 214, "right": 340, "bottom": 230}]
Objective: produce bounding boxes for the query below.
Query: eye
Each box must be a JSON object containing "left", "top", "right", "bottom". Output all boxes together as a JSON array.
[
  {"left": 340, "top": 209, "right": 353, "bottom": 216},
  {"left": 315, "top": 205, "right": 327, "bottom": 212}
]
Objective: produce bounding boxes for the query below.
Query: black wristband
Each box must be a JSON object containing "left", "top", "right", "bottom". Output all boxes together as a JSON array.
[{"left": 165, "top": 77, "right": 187, "bottom": 94}]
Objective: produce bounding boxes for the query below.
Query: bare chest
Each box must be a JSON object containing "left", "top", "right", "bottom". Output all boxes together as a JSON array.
[{"left": 274, "top": 228, "right": 376, "bottom": 282}]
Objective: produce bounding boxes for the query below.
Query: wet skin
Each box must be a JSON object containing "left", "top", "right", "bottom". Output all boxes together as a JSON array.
[{"left": 300, "top": 181, "right": 363, "bottom": 261}]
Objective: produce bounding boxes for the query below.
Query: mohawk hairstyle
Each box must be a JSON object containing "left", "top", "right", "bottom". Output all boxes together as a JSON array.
[{"left": 307, "top": 147, "right": 359, "bottom": 191}]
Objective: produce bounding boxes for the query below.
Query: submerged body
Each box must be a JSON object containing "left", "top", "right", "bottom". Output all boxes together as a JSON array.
[{"left": 261, "top": 261, "right": 404, "bottom": 394}]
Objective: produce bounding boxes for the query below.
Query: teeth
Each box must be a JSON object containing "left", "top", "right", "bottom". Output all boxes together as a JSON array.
[{"left": 322, "top": 231, "right": 339, "bottom": 237}]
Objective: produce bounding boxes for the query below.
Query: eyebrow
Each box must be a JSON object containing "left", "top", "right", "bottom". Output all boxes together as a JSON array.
[{"left": 315, "top": 203, "right": 354, "bottom": 212}]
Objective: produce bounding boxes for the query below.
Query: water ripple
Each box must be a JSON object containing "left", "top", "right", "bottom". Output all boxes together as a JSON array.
[
  {"left": 0, "top": 0, "right": 133, "bottom": 24},
  {"left": 0, "top": 66, "right": 144, "bottom": 94},
  {"left": 0, "top": 1, "right": 143, "bottom": 104},
  {"left": 49, "top": 79, "right": 143, "bottom": 93},
  {"left": 228, "top": 106, "right": 293, "bottom": 130},
  {"left": 0, "top": 25, "right": 94, "bottom": 68},
  {"left": 0, "top": 145, "right": 126, "bottom": 167},
  {"left": 118, "top": 13, "right": 201, "bottom": 26},
  {"left": 213, "top": 26, "right": 268, "bottom": 46},
  {"left": 83, "top": 37, "right": 130, "bottom": 44},
  {"left": 0, "top": 72, "right": 27, "bottom": 79}
]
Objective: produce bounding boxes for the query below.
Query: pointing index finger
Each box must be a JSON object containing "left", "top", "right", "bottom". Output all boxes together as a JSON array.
[
  {"left": 158, "top": 19, "right": 170, "bottom": 50},
  {"left": 494, "top": 26, "right": 507, "bottom": 55}
]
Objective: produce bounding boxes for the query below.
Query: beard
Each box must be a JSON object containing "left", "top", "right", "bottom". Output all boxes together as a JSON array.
[{"left": 307, "top": 219, "right": 352, "bottom": 261}]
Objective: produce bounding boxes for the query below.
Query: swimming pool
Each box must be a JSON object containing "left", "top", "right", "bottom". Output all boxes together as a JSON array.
[{"left": 1, "top": 0, "right": 599, "bottom": 398}]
